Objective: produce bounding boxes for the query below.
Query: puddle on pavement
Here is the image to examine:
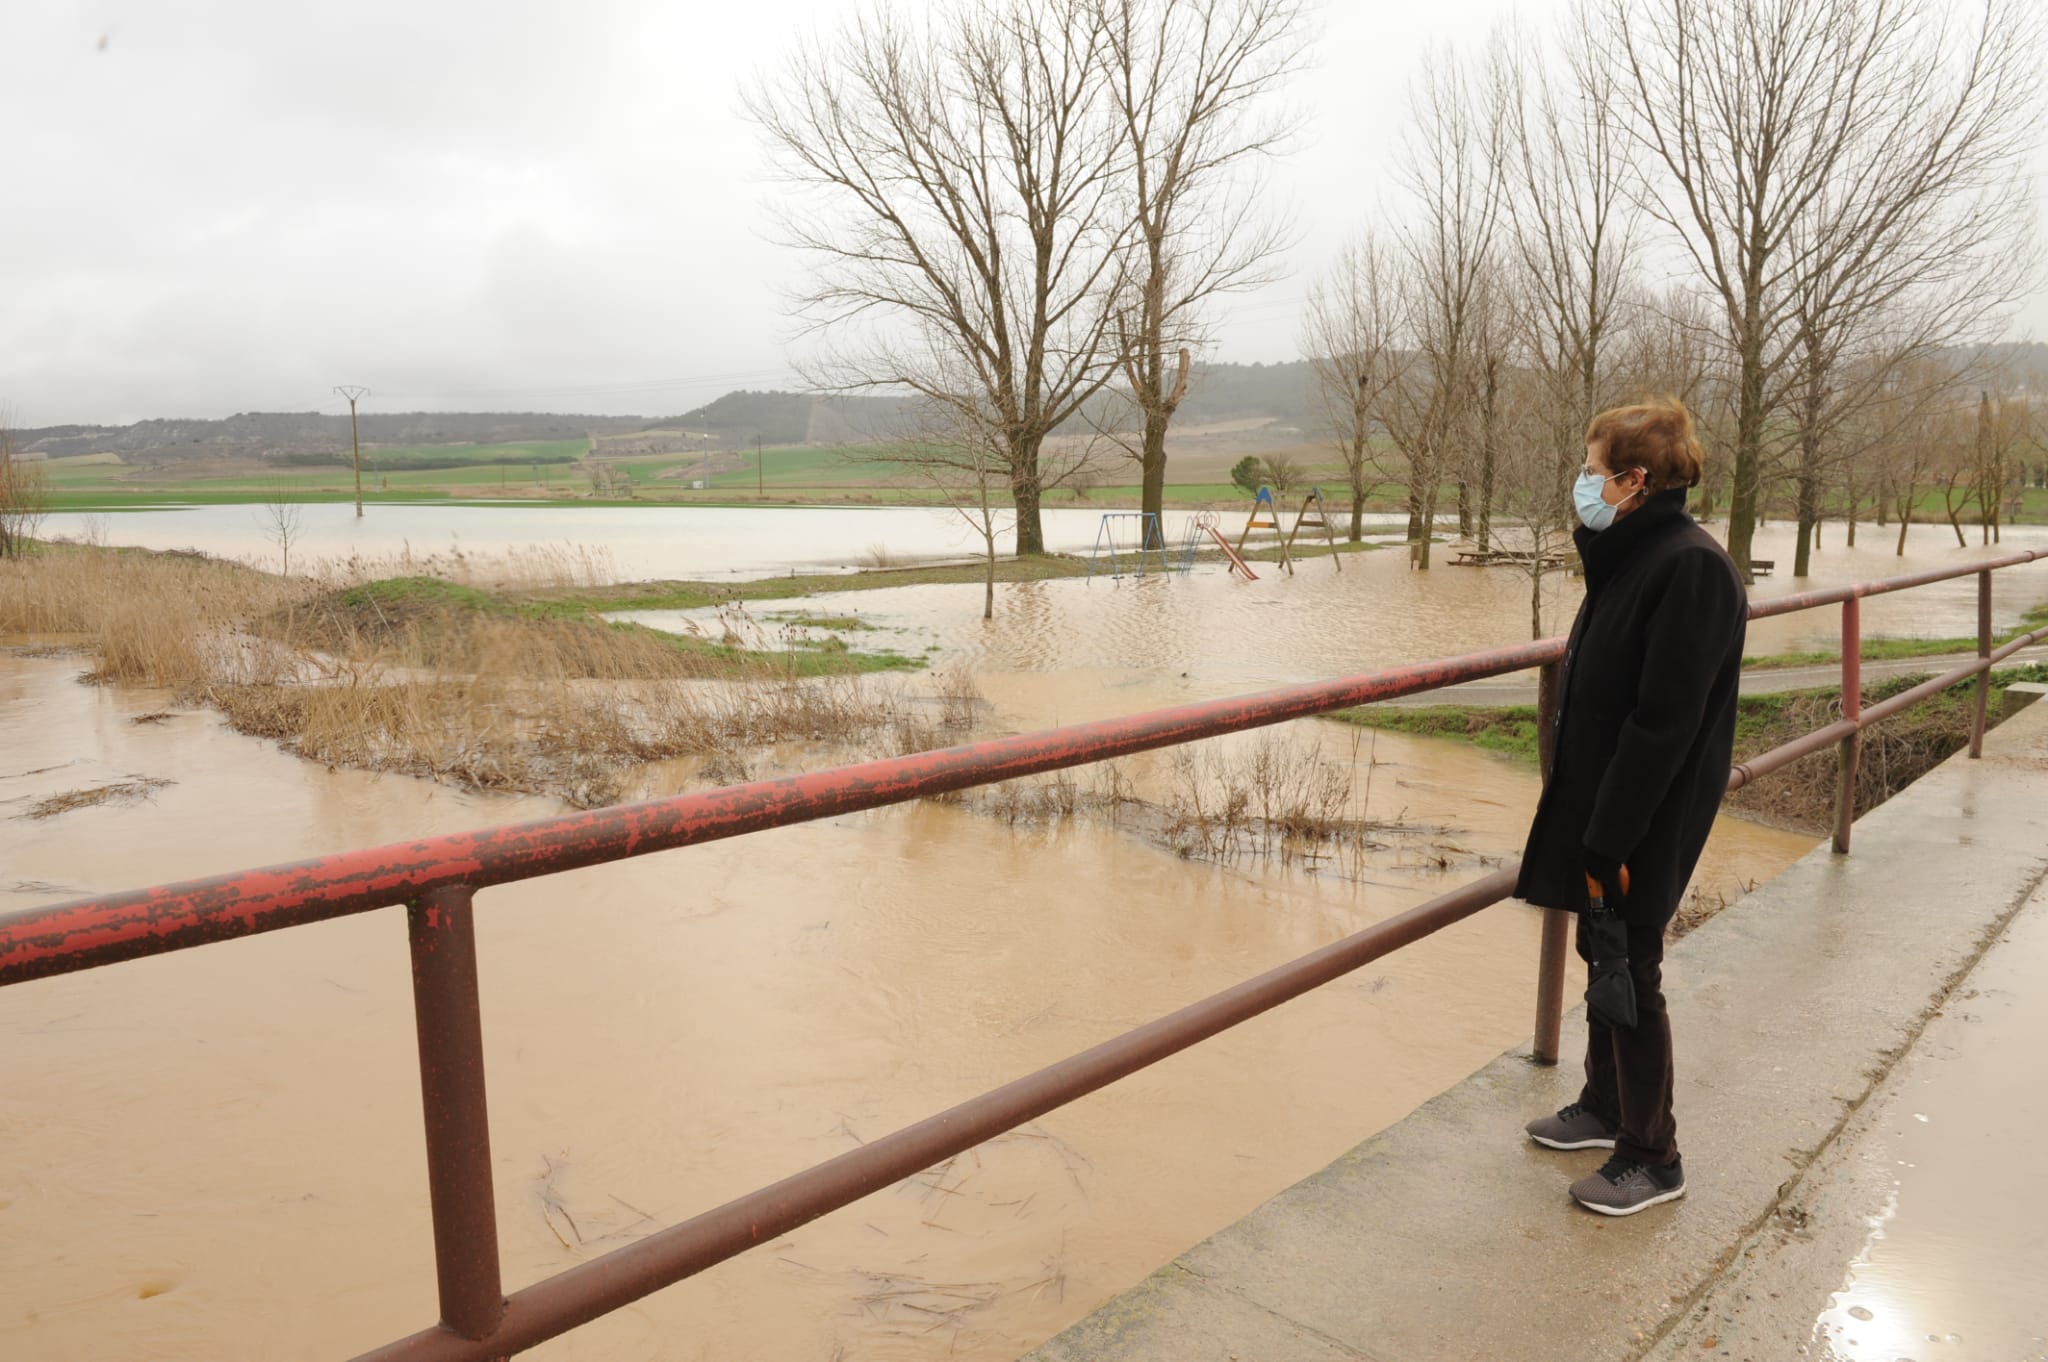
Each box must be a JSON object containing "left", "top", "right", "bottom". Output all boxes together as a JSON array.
[
  {"left": 1808, "top": 896, "right": 2048, "bottom": 1362},
  {"left": 0, "top": 637, "right": 1814, "bottom": 1361}
]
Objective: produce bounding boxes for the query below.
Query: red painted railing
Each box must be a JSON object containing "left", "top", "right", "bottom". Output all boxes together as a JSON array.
[{"left": 2, "top": 546, "right": 2044, "bottom": 1361}]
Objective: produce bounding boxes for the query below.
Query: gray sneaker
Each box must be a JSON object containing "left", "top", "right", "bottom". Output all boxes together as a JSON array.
[
  {"left": 1570, "top": 1154, "right": 1686, "bottom": 1216},
  {"left": 1525, "top": 1102, "right": 1618, "bottom": 1150}
]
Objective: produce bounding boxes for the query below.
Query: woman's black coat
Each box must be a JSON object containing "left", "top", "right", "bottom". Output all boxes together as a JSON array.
[{"left": 1515, "top": 490, "right": 1748, "bottom": 925}]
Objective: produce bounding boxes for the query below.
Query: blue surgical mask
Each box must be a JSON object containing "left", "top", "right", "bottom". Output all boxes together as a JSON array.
[{"left": 1574, "top": 468, "right": 1640, "bottom": 532}]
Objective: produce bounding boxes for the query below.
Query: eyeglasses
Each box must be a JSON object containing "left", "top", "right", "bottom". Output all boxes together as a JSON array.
[{"left": 1580, "top": 466, "right": 1642, "bottom": 483}]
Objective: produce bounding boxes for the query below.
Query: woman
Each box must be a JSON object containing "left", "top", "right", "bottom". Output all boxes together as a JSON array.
[{"left": 1516, "top": 398, "right": 1747, "bottom": 1216}]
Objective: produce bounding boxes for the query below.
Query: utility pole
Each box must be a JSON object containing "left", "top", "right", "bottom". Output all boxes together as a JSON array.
[
  {"left": 755, "top": 434, "right": 764, "bottom": 500},
  {"left": 334, "top": 385, "right": 370, "bottom": 518}
]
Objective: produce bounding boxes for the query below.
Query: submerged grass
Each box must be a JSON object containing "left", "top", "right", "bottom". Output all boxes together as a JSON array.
[{"left": 18, "top": 777, "right": 174, "bottom": 821}]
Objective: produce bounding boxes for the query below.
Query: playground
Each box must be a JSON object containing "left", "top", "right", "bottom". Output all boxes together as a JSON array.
[{"left": 1085, "top": 485, "right": 1350, "bottom": 582}]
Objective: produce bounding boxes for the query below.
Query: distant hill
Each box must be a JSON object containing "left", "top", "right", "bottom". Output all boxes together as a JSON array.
[
  {"left": 650, "top": 362, "right": 1321, "bottom": 446},
  {"left": 1171, "top": 360, "right": 1315, "bottom": 432},
  {"left": 1954, "top": 341, "right": 2048, "bottom": 393},
  {"left": 16, "top": 348, "right": 2039, "bottom": 464},
  {"left": 14, "top": 411, "right": 646, "bottom": 462},
  {"left": 650, "top": 390, "right": 920, "bottom": 446}
]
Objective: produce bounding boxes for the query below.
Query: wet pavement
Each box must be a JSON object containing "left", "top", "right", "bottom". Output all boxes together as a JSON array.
[
  {"left": 1651, "top": 878, "right": 2048, "bottom": 1362},
  {"left": 1024, "top": 695, "right": 2048, "bottom": 1362}
]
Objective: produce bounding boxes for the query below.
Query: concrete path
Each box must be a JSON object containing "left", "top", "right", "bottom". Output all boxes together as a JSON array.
[
  {"left": 1022, "top": 698, "right": 2048, "bottom": 1362},
  {"left": 1369, "top": 641, "right": 2048, "bottom": 710},
  {"left": 1647, "top": 878, "right": 2048, "bottom": 1362}
]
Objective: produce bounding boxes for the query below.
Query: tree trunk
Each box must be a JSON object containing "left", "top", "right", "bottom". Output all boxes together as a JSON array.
[
  {"left": 1140, "top": 411, "right": 1169, "bottom": 524},
  {"left": 1405, "top": 466, "right": 1426, "bottom": 548},
  {"left": 1896, "top": 496, "right": 1911, "bottom": 555},
  {"left": 1726, "top": 345, "right": 1765, "bottom": 580},
  {"left": 1011, "top": 449, "right": 1046, "bottom": 555},
  {"left": 1416, "top": 476, "right": 1439, "bottom": 569},
  {"left": 1478, "top": 459, "right": 1495, "bottom": 554},
  {"left": 1793, "top": 458, "right": 1818, "bottom": 578},
  {"left": 1348, "top": 448, "right": 1366, "bottom": 542},
  {"left": 1456, "top": 479, "right": 1473, "bottom": 537},
  {"left": 983, "top": 532, "right": 996, "bottom": 621}
]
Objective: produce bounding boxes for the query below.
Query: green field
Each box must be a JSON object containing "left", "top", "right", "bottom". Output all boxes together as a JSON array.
[
  {"left": 34, "top": 438, "right": 1315, "bottom": 512},
  {"left": 30, "top": 438, "right": 2048, "bottom": 524}
]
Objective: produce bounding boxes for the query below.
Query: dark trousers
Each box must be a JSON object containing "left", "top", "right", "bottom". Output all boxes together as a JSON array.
[{"left": 1577, "top": 910, "right": 1678, "bottom": 1167}]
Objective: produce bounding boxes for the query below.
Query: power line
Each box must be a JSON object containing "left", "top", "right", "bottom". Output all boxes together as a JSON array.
[{"left": 334, "top": 385, "right": 370, "bottom": 518}]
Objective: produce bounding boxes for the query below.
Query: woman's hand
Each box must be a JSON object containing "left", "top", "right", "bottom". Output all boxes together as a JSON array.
[{"left": 1583, "top": 846, "right": 1631, "bottom": 897}]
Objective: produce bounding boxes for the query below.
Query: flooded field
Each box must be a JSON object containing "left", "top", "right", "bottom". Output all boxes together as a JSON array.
[
  {"left": 10, "top": 506, "right": 2042, "bottom": 1361},
  {"left": 37, "top": 501, "right": 1430, "bottom": 582},
  {"left": 620, "top": 523, "right": 2048, "bottom": 691}
]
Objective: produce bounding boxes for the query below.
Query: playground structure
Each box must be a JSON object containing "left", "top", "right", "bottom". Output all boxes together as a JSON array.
[
  {"left": 1087, "top": 512, "right": 1175, "bottom": 581},
  {"left": 1233, "top": 486, "right": 1342, "bottom": 576},
  {"left": 1084, "top": 490, "right": 1344, "bottom": 584},
  {"left": 1189, "top": 511, "right": 1257, "bottom": 580}
]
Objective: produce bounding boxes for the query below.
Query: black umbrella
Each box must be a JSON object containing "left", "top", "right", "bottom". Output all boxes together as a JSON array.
[{"left": 1577, "top": 870, "right": 1638, "bottom": 1030}]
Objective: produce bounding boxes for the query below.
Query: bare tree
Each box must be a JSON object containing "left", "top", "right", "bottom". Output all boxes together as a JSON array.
[
  {"left": 1776, "top": 0, "right": 2040, "bottom": 575},
  {"left": 1485, "top": 367, "right": 1582, "bottom": 639},
  {"left": 1603, "top": 0, "right": 2042, "bottom": 581},
  {"left": 1383, "top": 48, "right": 1507, "bottom": 569},
  {"left": 0, "top": 411, "right": 48, "bottom": 560},
  {"left": 1300, "top": 233, "right": 1405, "bottom": 541},
  {"left": 747, "top": 0, "right": 1134, "bottom": 556},
  {"left": 1493, "top": 15, "right": 1641, "bottom": 453},
  {"left": 1973, "top": 385, "right": 2036, "bottom": 543},
  {"left": 257, "top": 485, "right": 304, "bottom": 576},
  {"left": 1866, "top": 354, "right": 1966, "bottom": 554},
  {"left": 887, "top": 399, "right": 1021, "bottom": 621},
  {"left": 1097, "top": 0, "right": 1309, "bottom": 523}
]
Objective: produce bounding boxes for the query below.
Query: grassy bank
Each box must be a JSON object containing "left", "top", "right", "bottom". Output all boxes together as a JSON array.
[
  {"left": 1743, "top": 600, "right": 2048, "bottom": 668},
  {"left": 1330, "top": 664, "right": 2048, "bottom": 835},
  {"left": 0, "top": 543, "right": 959, "bottom": 806}
]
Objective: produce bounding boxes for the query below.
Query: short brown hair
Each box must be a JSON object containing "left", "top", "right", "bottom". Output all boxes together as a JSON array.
[{"left": 1585, "top": 398, "right": 1703, "bottom": 493}]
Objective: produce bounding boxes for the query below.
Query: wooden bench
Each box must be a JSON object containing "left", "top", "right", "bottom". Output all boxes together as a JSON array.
[{"left": 1450, "top": 548, "right": 1573, "bottom": 570}]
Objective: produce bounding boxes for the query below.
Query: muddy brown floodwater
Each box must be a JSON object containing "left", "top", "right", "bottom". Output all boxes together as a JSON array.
[
  {"left": 26, "top": 514, "right": 1991, "bottom": 1360},
  {"left": 1, "top": 609, "right": 1814, "bottom": 1362}
]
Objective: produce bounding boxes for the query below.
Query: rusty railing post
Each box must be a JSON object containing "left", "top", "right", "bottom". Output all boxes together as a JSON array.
[
  {"left": 1971, "top": 570, "right": 1991, "bottom": 758},
  {"left": 1834, "top": 598, "right": 1862, "bottom": 854},
  {"left": 408, "top": 884, "right": 507, "bottom": 1347},
  {"left": 1531, "top": 660, "right": 1569, "bottom": 1064}
]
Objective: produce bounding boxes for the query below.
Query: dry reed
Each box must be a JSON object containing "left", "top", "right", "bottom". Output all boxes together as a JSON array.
[{"left": 2, "top": 545, "right": 975, "bottom": 808}]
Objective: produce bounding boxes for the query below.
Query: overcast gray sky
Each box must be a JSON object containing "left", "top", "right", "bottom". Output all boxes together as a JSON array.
[{"left": 4, "top": 0, "right": 2044, "bottom": 427}]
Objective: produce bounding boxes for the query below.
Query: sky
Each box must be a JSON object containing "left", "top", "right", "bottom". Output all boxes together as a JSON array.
[{"left": 4, "top": 0, "right": 2045, "bottom": 427}]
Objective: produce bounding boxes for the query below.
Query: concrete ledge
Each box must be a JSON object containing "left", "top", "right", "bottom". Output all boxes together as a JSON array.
[{"left": 1024, "top": 703, "right": 2048, "bottom": 1362}]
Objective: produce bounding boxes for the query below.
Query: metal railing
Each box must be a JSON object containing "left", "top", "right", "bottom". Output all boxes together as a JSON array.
[{"left": 2, "top": 547, "right": 2044, "bottom": 1362}]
